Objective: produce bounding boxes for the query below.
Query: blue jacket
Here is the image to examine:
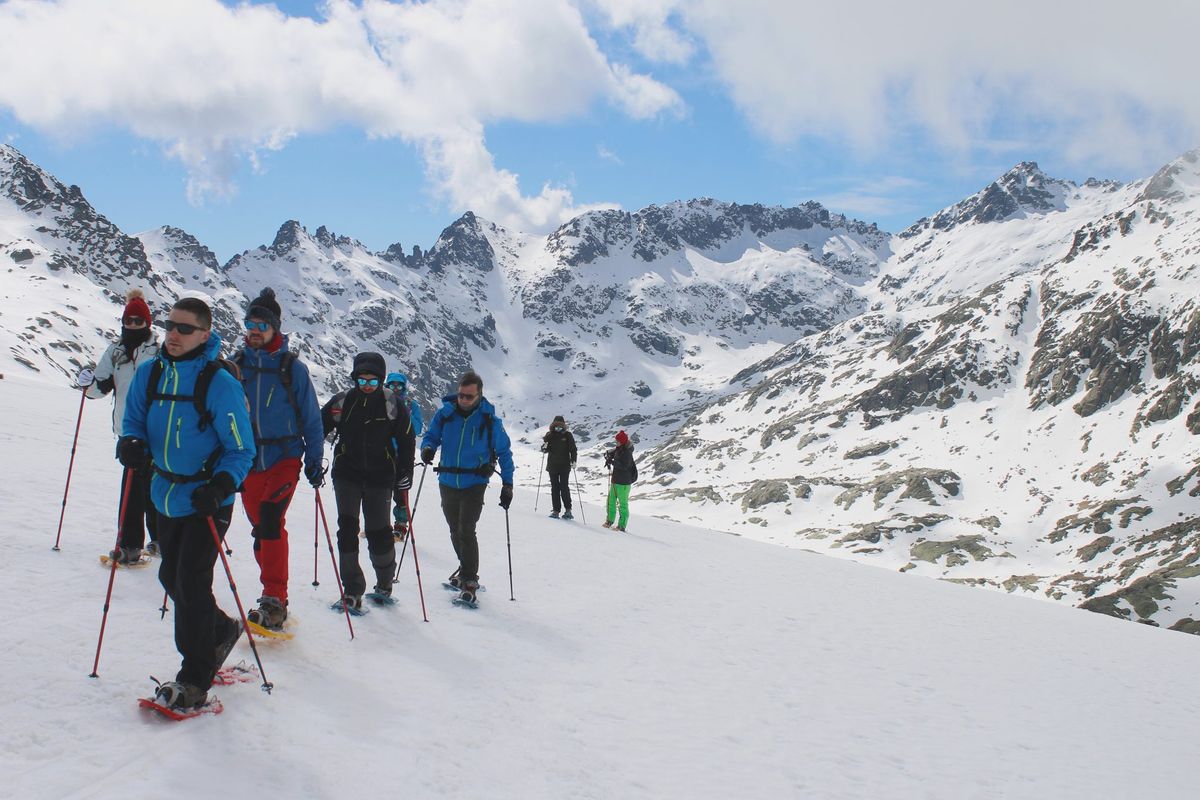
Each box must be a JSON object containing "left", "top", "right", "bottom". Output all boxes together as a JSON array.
[
  {"left": 237, "top": 335, "right": 324, "bottom": 473},
  {"left": 123, "top": 332, "right": 256, "bottom": 518},
  {"left": 403, "top": 393, "right": 424, "bottom": 437},
  {"left": 421, "top": 394, "right": 514, "bottom": 489}
]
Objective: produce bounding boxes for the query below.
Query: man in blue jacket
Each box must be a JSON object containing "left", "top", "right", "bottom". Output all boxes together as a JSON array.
[
  {"left": 235, "top": 288, "right": 325, "bottom": 630},
  {"left": 120, "top": 296, "right": 255, "bottom": 711},
  {"left": 420, "top": 370, "right": 514, "bottom": 605}
]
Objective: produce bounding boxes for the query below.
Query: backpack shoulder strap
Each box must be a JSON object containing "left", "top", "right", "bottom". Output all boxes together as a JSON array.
[{"left": 192, "top": 361, "right": 222, "bottom": 432}]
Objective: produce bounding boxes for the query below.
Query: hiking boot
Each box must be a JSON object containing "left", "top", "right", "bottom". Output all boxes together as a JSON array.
[
  {"left": 371, "top": 584, "right": 392, "bottom": 598},
  {"left": 247, "top": 596, "right": 287, "bottom": 630},
  {"left": 562, "top": 510, "right": 573, "bottom": 520},
  {"left": 616, "top": 525, "right": 626, "bottom": 532},
  {"left": 459, "top": 580, "right": 479, "bottom": 604},
  {"left": 341, "top": 594, "right": 363, "bottom": 611},
  {"left": 144, "top": 541, "right": 160, "bottom": 558},
  {"left": 446, "top": 572, "right": 462, "bottom": 590},
  {"left": 109, "top": 546, "right": 142, "bottom": 564},
  {"left": 393, "top": 521, "right": 408, "bottom": 542},
  {"left": 154, "top": 680, "right": 208, "bottom": 710},
  {"left": 211, "top": 616, "right": 241, "bottom": 685},
  {"left": 601, "top": 520, "right": 613, "bottom": 529},
  {"left": 548, "top": 510, "right": 560, "bottom": 519}
]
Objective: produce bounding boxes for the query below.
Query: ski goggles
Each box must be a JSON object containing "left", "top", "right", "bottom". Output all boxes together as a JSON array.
[
  {"left": 244, "top": 319, "right": 272, "bottom": 331},
  {"left": 163, "top": 320, "right": 207, "bottom": 335},
  {"left": 356, "top": 377, "right": 381, "bottom": 387},
  {"left": 385, "top": 381, "right": 405, "bottom": 390}
]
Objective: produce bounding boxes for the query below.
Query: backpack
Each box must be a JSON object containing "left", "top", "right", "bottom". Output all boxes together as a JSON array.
[
  {"left": 145, "top": 357, "right": 243, "bottom": 433},
  {"left": 232, "top": 351, "right": 303, "bottom": 444}
]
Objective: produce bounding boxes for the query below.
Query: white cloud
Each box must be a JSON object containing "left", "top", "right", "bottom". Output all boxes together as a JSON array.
[
  {"left": 667, "top": 0, "right": 1200, "bottom": 172},
  {"left": 597, "top": 144, "right": 623, "bottom": 165},
  {"left": 814, "top": 176, "right": 926, "bottom": 220},
  {"left": 0, "top": 0, "right": 681, "bottom": 229},
  {"left": 587, "top": 0, "right": 694, "bottom": 64}
]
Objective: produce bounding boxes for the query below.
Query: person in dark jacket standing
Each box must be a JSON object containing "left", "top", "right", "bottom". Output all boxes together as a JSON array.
[
  {"left": 420, "top": 370, "right": 515, "bottom": 605},
  {"left": 236, "top": 288, "right": 325, "bottom": 630},
  {"left": 321, "top": 352, "right": 415, "bottom": 610},
  {"left": 602, "top": 430, "right": 636, "bottom": 532},
  {"left": 121, "top": 296, "right": 255, "bottom": 711},
  {"left": 541, "top": 415, "right": 577, "bottom": 520},
  {"left": 78, "top": 288, "right": 161, "bottom": 562},
  {"left": 385, "top": 371, "right": 423, "bottom": 540}
]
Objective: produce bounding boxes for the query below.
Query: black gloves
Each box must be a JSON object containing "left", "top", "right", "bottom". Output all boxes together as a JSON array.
[
  {"left": 191, "top": 473, "right": 236, "bottom": 516},
  {"left": 117, "top": 437, "right": 151, "bottom": 471},
  {"left": 421, "top": 446, "right": 435, "bottom": 465},
  {"left": 304, "top": 462, "right": 326, "bottom": 488},
  {"left": 499, "top": 484, "right": 513, "bottom": 510}
]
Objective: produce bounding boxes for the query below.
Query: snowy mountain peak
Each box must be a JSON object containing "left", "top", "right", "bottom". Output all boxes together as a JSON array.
[
  {"left": 426, "top": 211, "right": 496, "bottom": 272},
  {"left": 154, "top": 225, "right": 220, "bottom": 272},
  {"left": 0, "top": 143, "right": 86, "bottom": 211},
  {"left": 903, "top": 161, "right": 1075, "bottom": 238},
  {"left": 270, "top": 219, "right": 306, "bottom": 255},
  {"left": 1139, "top": 149, "right": 1200, "bottom": 203}
]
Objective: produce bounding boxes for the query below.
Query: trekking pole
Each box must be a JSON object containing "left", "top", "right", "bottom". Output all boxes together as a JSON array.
[
  {"left": 402, "top": 478, "right": 429, "bottom": 621},
  {"left": 315, "top": 488, "right": 355, "bottom": 640},
  {"left": 312, "top": 493, "right": 320, "bottom": 587},
  {"left": 54, "top": 385, "right": 88, "bottom": 551},
  {"left": 206, "top": 516, "right": 273, "bottom": 693},
  {"left": 395, "top": 464, "right": 427, "bottom": 579},
  {"left": 89, "top": 469, "right": 134, "bottom": 677},
  {"left": 534, "top": 451, "right": 544, "bottom": 511},
  {"left": 504, "top": 507, "right": 514, "bottom": 601},
  {"left": 159, "top": 591, "right": 169, "bottom": 620},
  {"left": 572, "top": 465, "right": 587, "bottom": 524}
]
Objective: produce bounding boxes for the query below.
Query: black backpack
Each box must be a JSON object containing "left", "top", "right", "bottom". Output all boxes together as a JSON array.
[{"left": 145, "top": 357, "right": 243, "bottom": 433}]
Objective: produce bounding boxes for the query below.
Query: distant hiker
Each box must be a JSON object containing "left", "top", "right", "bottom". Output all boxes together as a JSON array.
[
  {"left": 234, "top": 288, "right": 325, "bottom": 630},
  {"left": 385, "top": 371, "right": 424, "bottom": 539},
  {"left": 602, "top": 430, "right": 637, "bottom": 532},
  {"left": 321, "top": 353, "right": 415, "bottom": 610},
  {"left": 77, "top": 288, "right": 161, "bottom": 563},
  {"left": 120, "top": 296, "right": 254, "bottom": 711},
  {"left": 420, "top": 370, "right": 515, "bottom": 606},
  {"left": 541, "top": 415, "right": 577, "bottom": 520}
]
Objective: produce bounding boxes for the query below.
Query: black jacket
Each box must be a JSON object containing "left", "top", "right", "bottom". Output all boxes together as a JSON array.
[
  {"left": 322, "top": 387, "right": 414, "bottom": 487},
  {"left": 541, "top": 426, "right": 577, "bottom": 472},
  {"left": 606, "top": 443, "right": 636, "bottom": 486}
]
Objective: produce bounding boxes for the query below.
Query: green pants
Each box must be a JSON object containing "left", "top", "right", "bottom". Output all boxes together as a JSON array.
[{"left": 606, "top": 483, "right": 631, "bottom": 529}]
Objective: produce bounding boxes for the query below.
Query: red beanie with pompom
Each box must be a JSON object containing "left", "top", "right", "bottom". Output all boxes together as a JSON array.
[
  {"left": 615, "top": 430, "right": 629, "bottom": 446},
  {"left": 123, "top": 289, "right": 151, "bottom": 324}
]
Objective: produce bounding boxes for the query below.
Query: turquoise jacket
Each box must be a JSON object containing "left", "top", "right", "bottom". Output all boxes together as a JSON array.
[{"left": 123, "top": 332, "right": 256, "bottom": 518}]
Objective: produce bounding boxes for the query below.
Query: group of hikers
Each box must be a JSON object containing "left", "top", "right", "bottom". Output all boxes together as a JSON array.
[{"left": 76, "top": 288, "right": 637, "bottom": 711}]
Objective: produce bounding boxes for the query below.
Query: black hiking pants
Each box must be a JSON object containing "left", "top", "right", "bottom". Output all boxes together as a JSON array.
[
  {"left": 548, "top": 468, "right": 572, "bottom": 513},
  {"left": 118, "top": 465, "right": 157, "bottom": 550},
  {"left": 333, "top": 477, "right": 395, "bottom": 596},
  {"left": 157, "top": 506, "right": 236, "bottom": 687},
  {"left": 439, "top": 483, "right": 487, "bottom": 583}
]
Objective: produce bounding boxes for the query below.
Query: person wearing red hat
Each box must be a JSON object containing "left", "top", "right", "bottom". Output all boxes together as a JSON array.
[
  {"left": 602, "top": 430, "right": 637, "bottom": 532},
  {"left": 77, "top": 288, "right": 160, "bottom": 563}
]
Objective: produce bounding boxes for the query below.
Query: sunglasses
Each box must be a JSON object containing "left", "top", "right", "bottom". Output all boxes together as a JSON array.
[
  {"left": 244, "top": 320, "right": 272, "bottom": 332},
  {"left": 122, "top": 316, "right": 148, "bottom": 327},
  {"left": 457, "top": 391, "right": 478, "bottom": 401},
  {"left": 357, "top": 377, "right": 381, "bottom": 387},
  {"left": 163, "top": 320, "right": 207, "bottom": 335}
]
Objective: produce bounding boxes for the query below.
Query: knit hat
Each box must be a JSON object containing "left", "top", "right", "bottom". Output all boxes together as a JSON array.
[
  {"left": 122, "top": 289, "right": 151, "bottom": 325},
  {"left": 351, "top": 352, "right": 386, "bottom": 380},
  {"left": 553, "top": 415, "right": 565, "bottom": 423},
  {"left": 246, "top": 287, "right": 282, "bottom": 331},
  {"left": 386, "top": 372, "right": 408, "bottom": 387},
  {"left": 615, "top": 430, "right": 629, "bottom": 446}
]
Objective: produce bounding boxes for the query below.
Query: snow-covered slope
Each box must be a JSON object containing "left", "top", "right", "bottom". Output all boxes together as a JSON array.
[
  {"left": 3, "top": 373, "right": 1197, "bottom": 799},
  {"left": 5, "top": 142, "right": 1200, "bottom": 634},
  {"left": 641, "top": 150, "right": 1200, "bottom": 631}
]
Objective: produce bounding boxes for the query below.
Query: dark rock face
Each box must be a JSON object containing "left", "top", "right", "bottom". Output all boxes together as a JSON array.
[
  {"left": 426, "top": 212, "right": 494, "bottom": 273},
  {"left": 1139, "top": 150, "right": 1200, "bottom": 203},
  {"left": 159, "top": 226, "right": 221, "bottom": 272}
]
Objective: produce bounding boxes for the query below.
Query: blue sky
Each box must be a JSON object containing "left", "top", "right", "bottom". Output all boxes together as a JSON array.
[{"left": 2, "top": 0, "right": 1196, "bottom": 263}]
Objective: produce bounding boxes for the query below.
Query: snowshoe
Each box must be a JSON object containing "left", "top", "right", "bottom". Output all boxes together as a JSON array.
[
  {"left": 548, "top": 511, "right": 560, "bottom": 519},
  {"left": 331, "top": 595, "right": 368, "bottom": 616},
  {"left": 247, "top": 596, "right": 287, "bottom": 630},
  {"left": 561, "top": 510, "right": 574, "bottom": 520}
]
